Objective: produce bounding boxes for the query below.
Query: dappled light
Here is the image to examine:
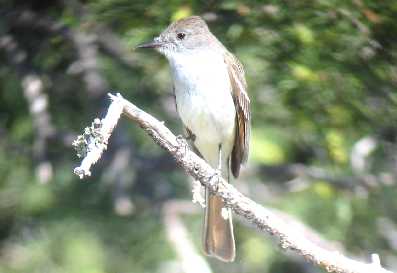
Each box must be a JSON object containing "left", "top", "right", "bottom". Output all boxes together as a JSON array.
[{"left": 1, "top": 1, "right": 397, "bottom": 272}]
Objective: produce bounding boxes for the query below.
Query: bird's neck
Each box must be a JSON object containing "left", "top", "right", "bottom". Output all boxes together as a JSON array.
[{"left": 167, "top": 50, "right": 227, "bottom": 90}]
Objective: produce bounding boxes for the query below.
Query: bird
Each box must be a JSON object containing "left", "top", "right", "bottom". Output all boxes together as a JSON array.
[{"left": 136, "top": 15, "right": 250, "bottom": 262}]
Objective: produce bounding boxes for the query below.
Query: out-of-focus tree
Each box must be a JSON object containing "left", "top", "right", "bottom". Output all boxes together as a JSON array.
[{"left": 0, "top": 1, "right": 396, "bottom": 272}]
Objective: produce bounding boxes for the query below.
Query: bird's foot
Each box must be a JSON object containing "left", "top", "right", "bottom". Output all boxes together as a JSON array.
[{"left": 176, "top": 134, "right": 187, "bottom": 143}]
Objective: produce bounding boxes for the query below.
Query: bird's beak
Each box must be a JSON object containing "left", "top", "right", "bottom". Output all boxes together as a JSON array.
[{"left": 135, "top": 39, "right": 164, "bottom": 50}]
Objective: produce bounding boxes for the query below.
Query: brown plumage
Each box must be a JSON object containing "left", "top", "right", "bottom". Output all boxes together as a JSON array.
[
  {"left": 137, "top": 15, "right": 251, "bottom": 262},
  {"left": 224, "top": 51, "right": 251, "bottom": 178}
]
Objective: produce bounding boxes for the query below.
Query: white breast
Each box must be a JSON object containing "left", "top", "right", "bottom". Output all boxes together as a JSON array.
[{"left": 168, "top": 50, "right": 236, "bottom": 166}]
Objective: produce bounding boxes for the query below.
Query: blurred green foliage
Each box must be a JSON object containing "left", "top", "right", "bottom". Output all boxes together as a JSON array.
[{"left": 1, "top": 0, "right": 397, "bottom": 272}]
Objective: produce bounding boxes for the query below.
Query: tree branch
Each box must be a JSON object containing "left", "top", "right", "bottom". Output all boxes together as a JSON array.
[
  {"left": 73, "top": 93, "right": 394, "bottom": 273},
  {"left": 0, "top": 34, "right": 55, "bottom": 184},
  {"left": 163, "top": 200, "right": 212, "bottom": 273},
  {"left": 7, "top": 9, "right": 139, "bottom": 71}
]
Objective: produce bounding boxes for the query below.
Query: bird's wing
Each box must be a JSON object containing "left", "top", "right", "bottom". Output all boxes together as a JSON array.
[{"left": 224, "top": 51, "right": 251, "bottom": 178}]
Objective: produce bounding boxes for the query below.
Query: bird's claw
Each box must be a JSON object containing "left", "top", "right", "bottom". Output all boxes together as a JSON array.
[{"left": 176, "top": 134, "right": 186, "bottom": 143}]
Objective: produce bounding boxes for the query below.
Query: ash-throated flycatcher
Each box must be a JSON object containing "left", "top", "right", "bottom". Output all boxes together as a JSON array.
[{"left": 137, "top": 16, "right": 250, "bottom": 262}]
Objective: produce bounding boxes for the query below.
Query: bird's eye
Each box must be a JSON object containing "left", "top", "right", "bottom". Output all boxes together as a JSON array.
[{"left": 177, "top": 32, "right": 186, "bottom": 40}]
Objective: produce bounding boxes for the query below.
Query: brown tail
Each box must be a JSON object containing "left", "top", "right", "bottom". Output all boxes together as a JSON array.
[{"left": 203, "top": 189, "right": 235, "bottom": 262}]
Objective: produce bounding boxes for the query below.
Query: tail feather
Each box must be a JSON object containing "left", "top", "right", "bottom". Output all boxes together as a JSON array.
[{"left": 203, "top": 158, "right": 235, "bottom": 262}]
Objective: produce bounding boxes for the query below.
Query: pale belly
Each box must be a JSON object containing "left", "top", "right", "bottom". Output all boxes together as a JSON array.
[{"left": 169, "top": 51, "right": 236, "bottom": 166}]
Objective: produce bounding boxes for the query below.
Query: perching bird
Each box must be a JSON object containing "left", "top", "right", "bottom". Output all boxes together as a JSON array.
[{"left": 137, "top": 16, "right": 250, "bottom": 262}]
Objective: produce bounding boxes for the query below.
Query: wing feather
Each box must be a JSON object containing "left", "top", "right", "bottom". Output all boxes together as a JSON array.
[{"left": 224, "top": 51, "right": 251, "bottom": 178}]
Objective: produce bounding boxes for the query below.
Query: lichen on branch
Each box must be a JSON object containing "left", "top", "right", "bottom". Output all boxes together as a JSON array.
[{"left": 73, "top": 93, "right": 394, "bottom": 273}]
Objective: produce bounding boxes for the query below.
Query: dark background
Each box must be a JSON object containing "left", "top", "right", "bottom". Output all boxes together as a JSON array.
[{"left": 1, "top": 1, "right": 397, "bottom": 272}]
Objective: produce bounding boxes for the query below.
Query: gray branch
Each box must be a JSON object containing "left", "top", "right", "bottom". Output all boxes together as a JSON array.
[{"left": 73, "top": 93, "right": 394, "bottom": 273}]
